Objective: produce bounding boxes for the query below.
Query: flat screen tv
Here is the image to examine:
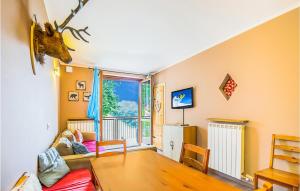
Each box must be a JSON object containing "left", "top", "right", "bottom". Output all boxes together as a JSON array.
[{"left": 171, "top": 87, "right": 193, "bottom": 109}]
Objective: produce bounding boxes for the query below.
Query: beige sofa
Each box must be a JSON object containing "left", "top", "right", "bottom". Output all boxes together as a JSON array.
[
  {"left": 12, "top": 131, "right": 100, "bottom": 191},
  {"left": 52, "top": 129, "right": 156, "bottom": 168},
  {"left": 51, "top": 131, "right": 97, "bottom": 170}
]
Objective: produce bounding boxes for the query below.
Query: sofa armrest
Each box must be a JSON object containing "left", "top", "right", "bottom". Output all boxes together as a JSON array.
[
  {"left": 65, "top": 158, "right": 92, "bottom": 172},
  {"left": 50, "top": 134, "right": 62, "bottom": 148},
  {"left": 82, "top": 132, "right": 96, "bottom": 141},
  {"left": 62, "top": 153, "right": 95, "bottom": 160}
]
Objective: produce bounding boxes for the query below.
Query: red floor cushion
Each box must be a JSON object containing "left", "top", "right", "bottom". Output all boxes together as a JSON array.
[
  {"left": 82, "top": 140, "right": 105, "bottom": 153},
  {"left": 42, "top": 169, "right": 95, "bottom": 191}
]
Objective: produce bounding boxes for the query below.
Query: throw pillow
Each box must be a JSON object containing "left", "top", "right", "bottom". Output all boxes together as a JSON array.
[
  {"left": 58, "top": 137, "right": 72, "bottom": 148},
  {"left": 62, "top": 130, "right": 76, "bottom": 142},
  {"left": 55, "top": 143, "right": 74, "bottom": 156},
  {"left": 74, "top": 129, "right": 83, "bottom": 143},
  {"left": 38, "top": 148, "right": 70, "bottom": 187},
  {"left": 72, "top": 142, "right": 89, "bottom": 154},
  {"left": 38, "top": 147, "right": 59, "bottom": 172},
  {"left": 12, "top": 173, "right": 42, "bottom": 191},
  {"left": 62, "top": 129, "right": 73, "bottom": 137},
  {"left": 61, "top": 130, "right": 76, "bottom": 142}
]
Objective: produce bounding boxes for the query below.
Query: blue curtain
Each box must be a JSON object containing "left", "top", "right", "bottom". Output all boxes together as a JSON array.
[{"left": 87, "top": 68, "right": 100, "bottom": 141}]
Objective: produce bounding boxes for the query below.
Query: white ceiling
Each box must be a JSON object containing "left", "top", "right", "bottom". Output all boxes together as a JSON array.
[{"left": 44, "top": 0, "right": 299, "bottom": 74}]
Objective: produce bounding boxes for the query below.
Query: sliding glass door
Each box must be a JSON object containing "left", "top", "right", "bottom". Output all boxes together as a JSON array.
[
  {"left": 141, "top": 79, "right": 152, "bottom": 145},
  {"left": 100, "top": 76, "right": 152, "bottom": 147},
  {"left": 100, "top": 75, "right": 152, "bottom": 147},
  {"left": 101, "top": 77, "right": 139, "bottom": 146}
]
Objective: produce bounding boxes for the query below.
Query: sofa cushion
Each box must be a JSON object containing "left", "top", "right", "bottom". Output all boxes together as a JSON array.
[
  {"left": 55, "top": 143, "right": 74, "bottom": 156},
  {"left": 74, "top": 130, "right": 83, "bottom": 143},
  {"left": 38, "top": 148, "right": 70, "bottom": 187},
  {"left": 82, "top": 140, "right": 105, "bottom": 153},
  {"left": 72, "top": 142, "right": 89, "bottom": 154},
  {"left": 82, "top": 132, "right": 96, "bottom": 141},
  {"left": 42, "top": 169, "right": 95, "bottom": 191}
]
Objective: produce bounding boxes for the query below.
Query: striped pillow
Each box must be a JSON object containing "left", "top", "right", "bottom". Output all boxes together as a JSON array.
[
  {"left": 38, "top": 148, "right": 70, "bottom": 187},
  {"left": 38, "top": 148, "right": 60, "bottom": 172}
]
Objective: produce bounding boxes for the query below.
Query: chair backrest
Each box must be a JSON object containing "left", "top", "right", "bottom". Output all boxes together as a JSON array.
[
  {"left": 96, "top": 140, "right": 126, "bottom": 158},
  {"left": 254, "top": 182, "right": 273, "bottom": 191},
  {"left": 269, "top": 134, "right": 300, "bottom": 168},
  {"left": 179, "top": 143, "right": 210, "bottom": 174}
]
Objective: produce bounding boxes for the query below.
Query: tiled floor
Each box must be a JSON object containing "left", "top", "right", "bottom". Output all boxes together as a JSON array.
[{"left": 209, "top": 172, "right": 253, "bottom": 191}]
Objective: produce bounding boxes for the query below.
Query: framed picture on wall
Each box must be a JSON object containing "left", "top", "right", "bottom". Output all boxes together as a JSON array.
[
  {"left": 68, "top": 91, "right": 79, "bottom": 101},
  {"left": 83, "top": 92, "right": 91, "bottom": 102},
  {"left": 76, "top": 80, "right": 86, "bottom": 90}
]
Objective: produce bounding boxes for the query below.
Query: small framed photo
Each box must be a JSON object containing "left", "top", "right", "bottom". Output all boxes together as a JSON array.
[
  {"left": 83, "top": 92, "right": 91, "bottom": 102},
  {"left": 76, "top": 80, "right": 86, "bottom": 90},
  {"left": 68, "top": 91, "right": 79, "bottom": 101}
]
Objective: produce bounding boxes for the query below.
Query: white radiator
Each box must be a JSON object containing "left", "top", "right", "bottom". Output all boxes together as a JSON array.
[
  {"left": 67, "top": 119, "right": 95, "bottom": 132},
  {"left": 208, "top": 121, "right": 245, "bottom": 180}
]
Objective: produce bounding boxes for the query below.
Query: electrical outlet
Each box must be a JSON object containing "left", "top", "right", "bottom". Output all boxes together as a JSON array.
[
  {"left": 245, "top": 174, "right": 254, "bottom": 182},
  {"left": 241, "top": 174, "right": 254, "bottom": 183},
  {"left": 47, "top": 123, "right": 51, "bottom": 130},
  {"left": 66, "top": 66, "right": 73, "bottom": 73}
]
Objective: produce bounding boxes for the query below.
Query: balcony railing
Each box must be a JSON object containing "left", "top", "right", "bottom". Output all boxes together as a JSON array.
[{"left": 103, "top": 116, "right": 151, "bottom": 146}]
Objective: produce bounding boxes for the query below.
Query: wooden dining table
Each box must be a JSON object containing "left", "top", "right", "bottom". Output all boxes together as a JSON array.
[{"left": 90, "top": 150, "right": 241, "bottom": 191}]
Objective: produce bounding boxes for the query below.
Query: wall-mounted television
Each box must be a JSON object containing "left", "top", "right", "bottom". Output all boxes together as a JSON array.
[{"left": 171, "top": 87, "right": 194, "bottom": 109}]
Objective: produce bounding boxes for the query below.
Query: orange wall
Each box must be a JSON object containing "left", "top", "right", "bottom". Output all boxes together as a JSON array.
[
  {"left": 154, "top": 8, "right": 299, "bottom": 177},
  {"left": 59, "top": 66, "right": 93, "bottom": 131}
]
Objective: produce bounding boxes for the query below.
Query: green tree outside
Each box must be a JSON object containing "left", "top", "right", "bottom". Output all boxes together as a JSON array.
[
  {"left": 101, "top": 79, "right": 151, "bottom": 141},
  {"left": 102, "top": 80, "right": 119, "bottom": 117}
]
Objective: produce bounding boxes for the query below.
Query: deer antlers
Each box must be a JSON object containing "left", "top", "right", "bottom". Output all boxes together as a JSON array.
[
  {"left": 29, "top": 0, "right": 91, "bottom": 68},
  {"left": 54, "top": 0, "right": 91, "bottom": 45},
  {"left": 62, "top": 26, "right": 90, "bottom": 43}
]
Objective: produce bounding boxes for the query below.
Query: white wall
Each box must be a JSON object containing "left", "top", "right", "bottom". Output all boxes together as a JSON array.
[
  {"left": 1, "top": 0, "right": 59, "bottom": 190},
  {"left": 0, "top": 0, "right": 2, "bottom": 189}
]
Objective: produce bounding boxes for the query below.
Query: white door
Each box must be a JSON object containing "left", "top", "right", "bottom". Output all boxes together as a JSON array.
[
  {"left": 171, "top": 126, "right": 183, "bottom": 161},
  {"left": 162, "top": 125, "right": 172, "bottom": 159}
]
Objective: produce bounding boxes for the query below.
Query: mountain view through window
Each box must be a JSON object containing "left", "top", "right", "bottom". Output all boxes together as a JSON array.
[
  {"left": 102, "top": 78, "right": 151, "bottom": 145},
  {"left": 102, "top": 79, "right": 139, "bottom": 117}
]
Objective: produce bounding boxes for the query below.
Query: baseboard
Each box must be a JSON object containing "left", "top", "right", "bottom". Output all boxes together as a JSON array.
[{"left": 208, "top": 168, "right": 253, "bottom": 189}]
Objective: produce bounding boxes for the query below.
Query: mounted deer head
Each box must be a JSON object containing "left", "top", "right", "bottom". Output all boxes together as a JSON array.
[{"left": 31, "top": 0, "right": 90, "bottom": 64}]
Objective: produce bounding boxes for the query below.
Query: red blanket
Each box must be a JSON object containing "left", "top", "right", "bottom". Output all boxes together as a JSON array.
[{"left": 42, "top": 169, "right": 95, "bottom": 191}]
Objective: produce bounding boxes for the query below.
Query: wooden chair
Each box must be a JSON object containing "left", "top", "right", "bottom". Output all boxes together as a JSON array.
[
  {"left": 96, "top": 140, "right": 127, "bottom": 158},
  {"left": 254, "top": 134, "right": 300, "bottom": 191},
  {"left": 179, "top": 143, "right": 210, "bottom": 174},
  {"left": 254, "top": 182, "right": 273, "bottom": 191}
]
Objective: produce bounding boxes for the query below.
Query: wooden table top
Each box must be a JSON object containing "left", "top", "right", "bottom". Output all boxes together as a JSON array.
[{"left": 90, "top": 150, "right": 240, "bottom": 191}]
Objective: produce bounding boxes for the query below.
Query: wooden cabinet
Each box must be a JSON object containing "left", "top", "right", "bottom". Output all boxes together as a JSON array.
[{"left": 162, "top": 124, "right": 197, "bottom": 161}]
